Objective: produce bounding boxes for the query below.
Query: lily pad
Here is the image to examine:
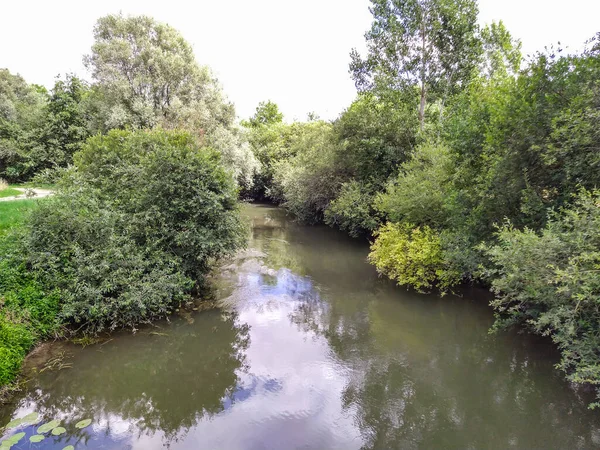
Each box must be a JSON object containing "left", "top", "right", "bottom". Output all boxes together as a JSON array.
[
  {"left": 22, "top": 412, "right": 40, "bottom": 424},
  {"left": 62, "top": 446, "right": 75, "bottom": 450},
  {"left": 3, "top": 418, "right": 23, "bottom": 429},
  {"left": 0, "top": 432, "right": 25, "bottom": 447},
  {"left": 75, "top": 418, "right": 92, "bottom": 429},
  {"left": 29, "top": 435, "right": 45, "bottom": 443},
  {"left": 37, "top": 419, "right": 60, "bottom": 434},
  {"left": 52, "top": 427, "right": 66, "bottom": 436}
]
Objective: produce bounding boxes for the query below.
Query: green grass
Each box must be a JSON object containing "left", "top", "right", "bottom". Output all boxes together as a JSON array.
[
  {"left": 0, "top": 199, "right": 39, "bottom": 235},
  {"left": 0, "top": 188, "right": 23, "bottom": 198}
]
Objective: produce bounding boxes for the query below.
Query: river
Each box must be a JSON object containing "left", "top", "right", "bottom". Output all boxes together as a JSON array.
[{"left": 1, "top": 204, "right": 599, "bottom": 449}]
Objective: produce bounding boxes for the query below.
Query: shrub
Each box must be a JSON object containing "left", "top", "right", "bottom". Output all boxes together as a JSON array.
[
  {"left": 368, "top": 222, "right": 461, "bottom": 293},
  {"left": 325, "top": 180, "right": 379, "bottom": 237},
  {"left": 20, "top": 129, "right": 246, "bottom": 332},
  {"left": 483, "top": 189, "right": 600, "bottom": 407},
  {"left": 375, "top": 142, "right": 454, "bottom": 228},
  {"left": 71, "top": 129, "right": 246, "bottom": 282}
]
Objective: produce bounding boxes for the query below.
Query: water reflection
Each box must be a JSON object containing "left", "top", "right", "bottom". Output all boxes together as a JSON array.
[{"left": 1, "top": 204, "right": 599, "bottom": 449}]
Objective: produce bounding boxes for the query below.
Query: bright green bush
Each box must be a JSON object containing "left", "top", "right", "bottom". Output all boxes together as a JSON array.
[
  {"left": 483, "top": 189, "right": 600, "bottom": 407},
  {"left": 324, "top": 180, "right": 379, "bottom": 237},
  {"left": 368, "top": 222, "right": 461, "bottom": 293}
]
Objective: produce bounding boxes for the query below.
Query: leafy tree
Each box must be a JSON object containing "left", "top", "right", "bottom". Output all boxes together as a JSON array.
[
  {"left": 350, "top": 0, "right": 482, "bottom": 129},
  {"left": 333, "top": 91, "right": 417, "bottom": 187},
  {"left": 0, "top": 69, "right": 48, "bottom": 181},
  {"left": 271, "top": 121, "right": 343, "bottom": 222},
  {"left": 84, "top": 14, "right": 232, "bottom": 132},
  {"left": 480, "top": 21, "right": 522, "bottom": 78},
  {"left": 324, "top": 180, "right": 379, "bottom": 237},
  {"left": 242, "top": 100, "right": 283, "bottom": 128},
  {"left": 84, "top": 14, "right": 258, "bottom": 186}
]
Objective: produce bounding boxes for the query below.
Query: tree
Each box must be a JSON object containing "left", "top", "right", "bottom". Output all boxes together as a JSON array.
[
  {"left": 39, "top": 74, "right": 91, "bottom": 170},
  {"left": 243, "top": 100, "right": 283, "bottom": 128},
  {"left": 350, "top": 0, "right": 481, "bottom": 129},
  {"left": 84, "top": 14, "right": 234, "bottom": 133},
  {"left": 0, "top": 69, "right": 48, "bottom": 181}
]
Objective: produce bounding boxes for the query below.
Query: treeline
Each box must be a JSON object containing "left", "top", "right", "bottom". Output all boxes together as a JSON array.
[
  {"left": 0, "top": 15, "right": 251, "bottom": 387},
  {"left": 1, "top": 15, "right": 258, "bottom": 185},
  {"left": 241, "top": 1, "right": 600, "bottom": 406}
]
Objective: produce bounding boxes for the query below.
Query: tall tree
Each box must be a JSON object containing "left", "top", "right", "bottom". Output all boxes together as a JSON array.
[
  {"left": 84, "top": 14, "right": 234, "bottom": 132},
  {"left": 350, "top": 0, "right": 481, "bottom": 129}
]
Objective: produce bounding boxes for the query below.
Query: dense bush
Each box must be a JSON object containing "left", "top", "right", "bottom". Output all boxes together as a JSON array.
[
  {"left": 271, "top": 122, "right": 343, "bottom": 223},
  {"left": 375, "top": 142, "right": 454, "bottom": 228},
  {"left": 484, "top": 189, "right": 600, "bottom": 406},
  {"left": 368, "top": 222, "right": 460, "bottom": 293},
  {"left": 18, "top": 129, "right": 245, "bottom": 333},
  {"left": 324, "top": 180, "right": 379, "bottom": 237}
]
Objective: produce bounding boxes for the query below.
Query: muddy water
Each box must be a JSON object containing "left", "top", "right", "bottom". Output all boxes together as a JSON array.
[{"left": 1, "top": 204, "right": 598, "bottom": 449}]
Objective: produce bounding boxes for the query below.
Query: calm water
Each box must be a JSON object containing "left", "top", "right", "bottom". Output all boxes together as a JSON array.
[{"left": 1, "top": 204, "right": 599, "bottom": 449}]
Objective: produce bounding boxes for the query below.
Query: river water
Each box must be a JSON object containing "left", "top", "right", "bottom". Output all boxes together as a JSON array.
[{"left": 1, "top": 204, "right": 599, "bottom": 449}]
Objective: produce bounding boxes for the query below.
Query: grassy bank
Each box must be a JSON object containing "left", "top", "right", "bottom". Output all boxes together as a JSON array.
[
  {"left": 0, "top": 200, "right": 39, "bottom": 235},
  {"left": 0, "top": 199, "right": 60, "bottom": 390}
]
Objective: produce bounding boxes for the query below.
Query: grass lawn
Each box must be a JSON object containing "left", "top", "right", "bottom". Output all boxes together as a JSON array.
[
  {"left": 0, "top": 199, "right": 39, "bottom": 235},
  {"left": 0, "top": 188, "right": 23, "bottom": 198}
]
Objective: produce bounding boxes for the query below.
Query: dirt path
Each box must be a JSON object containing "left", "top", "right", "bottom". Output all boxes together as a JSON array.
[{"left": 0, "top": 188, "right": 54, "bottom": 202}]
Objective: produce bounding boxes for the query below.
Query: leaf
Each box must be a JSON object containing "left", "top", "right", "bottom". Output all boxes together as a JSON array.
[
  {"left": 37, "top": 419, "right": 61, "bottom": 434},
  {"left": 52, "top": 427, "right": 67, "bottom": 436},
  {"left": 62, "top": 446, "right": 75, "bottom": 450},
  {"left": 3, "top": 418, "right": 22, "bottom": 429},
  {"left": 29, "top": 435, "right": 45, "bottom": 443},
  {"left": 75, "top": 418, "right": 92, "bottom": 429},
  {"left": 1, "top": 432, "right": 25, "bottom": 447},
  {"left": 22, "top": 412, "right": 40, "bottom": 424}
]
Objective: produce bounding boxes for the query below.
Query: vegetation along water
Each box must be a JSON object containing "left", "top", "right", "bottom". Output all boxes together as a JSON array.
[{"left": 1, "top": 0, "right": 600, "bottom": 448}]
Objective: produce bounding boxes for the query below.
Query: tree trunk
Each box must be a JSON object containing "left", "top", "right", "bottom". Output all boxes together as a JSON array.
[{"left": 418, "top": 9, "right": 427, "bottom": 131}]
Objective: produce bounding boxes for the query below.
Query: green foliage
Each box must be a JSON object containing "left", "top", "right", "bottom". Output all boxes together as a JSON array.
[
  {"left": 483, "top": 189, "right": 600, "bottom": 407},
  {"left": 325, "top": 181, "right": 379, "bottom": 237},
  {"left": 368, "top": 222, "right": 461, "bottom": 293},
  {"left": 0, "top": 69, "right": 48, "bottom": 181},
  {"left": 333, "top": 92, "right": 418, "bottom": 188},
  {"left": 242, "top": 100, "right": 283, "bottom": 128},
  {"left": 271, "top": 121, "right": 343, "bottom": 223},
  {"left": 72, "top": 129, "right": 246, "bottom": 281},
  {"left": 84, "top": 14, "right": 258, "bottom": 189},
  {"left": 17, "top": 129, "right": 245, "bottom": 333},
  {"left": 375, "top": 142, "right": 454, "bottom": 227},
  {"left": 350, "top": 0, "right": 482, "bottom": 128}
]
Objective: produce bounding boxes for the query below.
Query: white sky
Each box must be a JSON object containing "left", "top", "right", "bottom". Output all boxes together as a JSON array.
[{"left": 1, "top": 0, "right": 598, "bottom": 121}]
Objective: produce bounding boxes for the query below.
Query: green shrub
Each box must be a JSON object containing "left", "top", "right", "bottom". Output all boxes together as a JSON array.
[
  {"left": 0, "top": 315, "right": 34, "bottom": 385},
  {"left": 20, "top": 129, "right": 246, "bottom": 332},
  {"left": 375, "top": 142, "right": 454, "bottom": 228},
  {"left": 368, "top": 222, "right": 460, "bottom": 293},
  {"left": 325, "top": 180, "right": 379, "bottom": 237},
  {"left": 483, "top": 189, "right": 600, "bottom": 407}
]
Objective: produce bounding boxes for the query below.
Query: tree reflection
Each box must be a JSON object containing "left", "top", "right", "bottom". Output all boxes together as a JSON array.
[
  {"left": 289, "top": 281, "right": 600, "bottom": 449},
  {"left": 1, "top": 309, "right": 249, "bottom": 447}
]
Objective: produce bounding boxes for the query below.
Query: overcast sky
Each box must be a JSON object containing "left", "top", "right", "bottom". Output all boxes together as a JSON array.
[{"left": 1, "top": 0, "right": 598, "bottom": 121}]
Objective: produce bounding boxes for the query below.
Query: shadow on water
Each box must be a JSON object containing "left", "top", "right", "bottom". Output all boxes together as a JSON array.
[{"left": 1, "top": 203, "right": 599, "bottom": 449}]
